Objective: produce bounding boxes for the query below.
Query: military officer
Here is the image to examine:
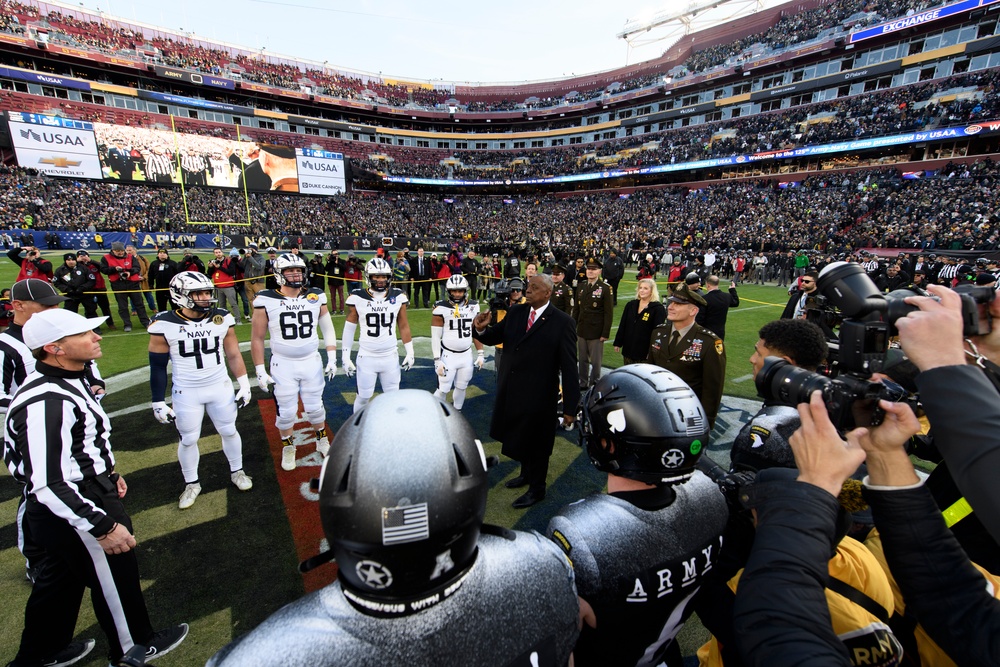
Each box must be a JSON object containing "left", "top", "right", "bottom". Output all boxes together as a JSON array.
[
  {"left": 647, "top": 284, "right": 726, "bottom": 429},
  {"left": 573, "top": 257, "right": 614, "bottom": 389},
  {"left": 549, "top": 264, "right": 572, "bottom": 314}
]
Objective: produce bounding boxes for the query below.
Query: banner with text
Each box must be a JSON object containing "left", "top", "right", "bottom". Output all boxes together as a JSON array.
[{"left": 7, "top": 112, "right": 103, "bottom": 178}]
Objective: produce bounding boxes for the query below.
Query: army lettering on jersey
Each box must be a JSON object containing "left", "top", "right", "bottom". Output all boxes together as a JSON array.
[
  {"left": 255, "top": 288, "right": 327, "bottom": 359},
  {"left": 432, "top": 299, "right": 481, "bottom": 353},
  {"left": 148, "top": 308, "right": 234, "bottom": 388},
  {"left": 347, "top": 287, "right": 409, "bottom": 356}
]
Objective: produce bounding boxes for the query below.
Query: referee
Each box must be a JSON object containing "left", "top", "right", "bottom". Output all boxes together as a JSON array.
[{"left": 5, "top": 309, "right": 188, "bottom": 665}]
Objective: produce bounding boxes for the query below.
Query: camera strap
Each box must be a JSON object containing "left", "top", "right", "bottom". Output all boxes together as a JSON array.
[
  {"left": 964, "top": 340, "right": 1000, "bottom": 395},
  {"left": 826, "top": 576, "right": 890, "bottom": 625}
]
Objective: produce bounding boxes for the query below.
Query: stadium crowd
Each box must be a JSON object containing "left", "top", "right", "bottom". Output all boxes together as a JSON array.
[
  {"left": 0, "top": 0, "right": 954, "bottom": 113},
  {"left": 3, "top": 158, "right": 999, "bottom": 255}
]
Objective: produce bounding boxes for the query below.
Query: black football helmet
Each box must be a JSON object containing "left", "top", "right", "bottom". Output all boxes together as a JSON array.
[
  {"left": 580, "top": 364, "right": 709, "bottom": 485},
  {"left": 319, "top": 390, "right": 488, "bottom": 609}
]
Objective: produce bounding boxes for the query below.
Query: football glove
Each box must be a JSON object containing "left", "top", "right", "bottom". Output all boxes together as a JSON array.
[
  {"left": 401, "top": 341, "right": 415, "bottom": 371},
  {"left": 254, "top": 364, "right": 273, "bottom": 392},
  {"left": 152, "top": 401, "right": 176, "bottom": 424},
  {"left": 342, "top": 357, "right": 356, "bottom": 377},
  {"left": 324, "top": 355, "right": 338, "bottom": 380},
  {"left": 235, "top": 375, "right": 252, "bottom": 408},
  {"left": 434, "top": 359, "right": 446, "bottom": 377},
  {"left": 475, "top": 350, "right": 485, "bottom": 371}
]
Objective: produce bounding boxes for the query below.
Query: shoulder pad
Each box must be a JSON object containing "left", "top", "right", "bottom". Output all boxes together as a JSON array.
[
  {"left": 152, "top": 310, "right": 185, "bottom": 325},
  {"left": 306, "top": 287, "right": 324, "bottom": 296}
]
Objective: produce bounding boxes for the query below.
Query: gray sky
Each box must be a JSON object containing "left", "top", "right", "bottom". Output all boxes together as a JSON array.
[{"left": 80, "top": 0, "right": 790, "bottom": 85}]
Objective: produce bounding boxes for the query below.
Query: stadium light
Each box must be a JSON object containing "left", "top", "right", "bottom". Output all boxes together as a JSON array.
[{"left": 618, "top": 0, "right": 774, "bottom": 53}]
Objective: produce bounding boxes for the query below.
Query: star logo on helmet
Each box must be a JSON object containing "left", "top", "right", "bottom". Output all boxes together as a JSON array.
[
  {"left": 356, "top": 560, "right": 393, "bottom": 590},
  {"left": 661, "top": 449, "right": 685, "bottom": 468}
]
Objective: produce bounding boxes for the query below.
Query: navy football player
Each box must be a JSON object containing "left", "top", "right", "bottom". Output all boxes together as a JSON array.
[
  {"left": 148, "top": 272, "right": 252, "bottom": 509},
  {"left": 341, "top": 257, "right": 413, "bottom": 414},
  {"left": 251, "top": 253, "right": 338, "bottom": 471}
]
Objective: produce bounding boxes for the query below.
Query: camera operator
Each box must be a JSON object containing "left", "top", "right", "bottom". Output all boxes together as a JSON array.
[
  {"left": 896, "top": 284, "right": 1000, "bottom": 545},
  {"left": 730, "top": 319, "right": 829, "bottom": 473},
  {"left": 486, "top": 279, "right": 524, "bottom": 371},
  {"left": 737, "top": 389, "right": 1000, "bottom": 667},
  {"left": 7, "top": 245, "right": 53, "bottom": 283}
]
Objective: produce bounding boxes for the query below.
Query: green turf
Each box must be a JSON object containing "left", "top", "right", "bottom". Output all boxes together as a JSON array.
[{"left": 0, "top": 251, "right": 793, "bottom": 665}]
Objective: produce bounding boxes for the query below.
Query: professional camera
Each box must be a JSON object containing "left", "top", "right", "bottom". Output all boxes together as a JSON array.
[
  {"left": 697, "top": 456, "right": 757, "bottom": 510},
  {"left": 756, "top": 356, "right": 907, "bottom": 430},
  {"left": 815, "top": 262, "right": 989, "bottom": 374},
  {"left": 755, "top": 260, "right": 990, "bottom": 429},
  {"left": 490, "top": 279, "right": 511, "bottom": 313}
]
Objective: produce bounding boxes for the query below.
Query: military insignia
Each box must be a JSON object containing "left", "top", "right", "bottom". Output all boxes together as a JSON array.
[
  {"left": 592, "top": 301, "right": 598, "bottom": 308},
  {"left": 715, "top": 339, "right": 724, "bottom": 355},
  {"left": 661, "top": 449, "right": 686, "bottom": 468},
  {"left": 550, "top": 529, "right": 572, "bottom": 555},
  {"left": 212, "top": 314, "right": 225, "bottom": 325},
  {"left": 356, "top": 559, "right": 393, "bottom": 590},
  {"left": 593, "top": 288, "right": 602, "bottom": 298},
  {"left": 306, "top": 292, "right": 319, "bottom": 302}
]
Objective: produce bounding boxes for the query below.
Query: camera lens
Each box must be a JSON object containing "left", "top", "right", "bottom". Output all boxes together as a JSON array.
[{"left": 756, "top": 357, "right": 831, "bottom": 405}]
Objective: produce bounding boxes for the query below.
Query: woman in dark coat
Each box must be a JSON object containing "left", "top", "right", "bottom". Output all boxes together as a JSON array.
[{"left": 613, "top": 278, "right": 666, "bottom": 364}]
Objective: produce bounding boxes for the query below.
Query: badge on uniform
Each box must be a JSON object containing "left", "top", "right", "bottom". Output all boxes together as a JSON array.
[
  {"left": 593, "top": 288, "right": 602, "bottom": 298},
  {"left": 715, "top": 340, "right": 724, "bottom": 355},
  {"left": 212, "top": 314, "right": 225, "bottom": 325},
  {"left": 306, "top": 293, "right": 319, "bottom": 302}
]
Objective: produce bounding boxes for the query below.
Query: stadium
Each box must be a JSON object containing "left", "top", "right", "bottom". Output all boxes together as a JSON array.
[{"left": 1, "top": 0, "right": 999, "bottom": 663}]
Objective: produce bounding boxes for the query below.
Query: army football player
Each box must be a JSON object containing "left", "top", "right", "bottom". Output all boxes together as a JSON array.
[
  {"left": 431, "top": 275, "right": 485, "bottom": 410},
  {"left": 252, "top": 253, "right": 338, "bottom": 471},
  {"left": 148, "top": 272, "right": 253, "bottom": 510},
  {"left": 341, "top": 257, "right": 414, "bottom": 413}
]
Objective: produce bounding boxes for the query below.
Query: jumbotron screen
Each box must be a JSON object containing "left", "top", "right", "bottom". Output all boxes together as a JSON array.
[{"left": 5, "top": 112, "right": 345, "bottom": 194}]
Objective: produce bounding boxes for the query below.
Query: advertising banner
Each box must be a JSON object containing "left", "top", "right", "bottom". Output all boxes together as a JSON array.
[
  {"left": 152, "top": 65, "right": 235, "bottom": 90},
  {"left": 0, "top": 66, "right": 91, "bottom": 91},
  {"left": 295, "top": 148, "right": 346, "bottom": 195},
  {"left": 7, "top": 112, "right": 103, "bottom": 178},
  {"left": 850, "top": 0, "right": 1000, "bottom": 43}
]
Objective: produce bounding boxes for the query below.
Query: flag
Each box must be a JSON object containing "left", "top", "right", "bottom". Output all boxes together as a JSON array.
[{"left": 382, "top": 503, "right": 430, "bottom": 545}]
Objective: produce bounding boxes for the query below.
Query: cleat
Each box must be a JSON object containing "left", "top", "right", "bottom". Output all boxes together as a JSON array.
[
  {"left": 281, "top": 444, "right": 296, "bottom": 471},
  {"left": 230, "top": 470, "right": 252, "bottom": 491},
  {"left": 178, "top": 483, "right": 201, "bottom": 509},
  {"left": 144, "top": 623, "right": 189, "bottom": 662},
  {"left": 316, "top": 437, "right": 330, "bottom": 457}
]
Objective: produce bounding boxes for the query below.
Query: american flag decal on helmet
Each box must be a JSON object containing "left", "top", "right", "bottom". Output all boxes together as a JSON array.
[{"left": 381, "top": 503, "right": 429, "bottom": 545}]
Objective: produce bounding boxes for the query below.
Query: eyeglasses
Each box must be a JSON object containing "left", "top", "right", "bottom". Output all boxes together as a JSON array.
[{"left": 801, "top": 280, "right": 815, "bottom": 284}]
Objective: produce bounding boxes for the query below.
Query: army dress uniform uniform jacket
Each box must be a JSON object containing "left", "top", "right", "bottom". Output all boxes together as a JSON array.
[
  {"left": 647, "top": 323, "right": 726, "bottom": 429},
  {"left": 550, "top": 282, "right": 572, "bottom": 314},
  {"left": 573, "top": 280, "right": 613, "bottom": 340}
]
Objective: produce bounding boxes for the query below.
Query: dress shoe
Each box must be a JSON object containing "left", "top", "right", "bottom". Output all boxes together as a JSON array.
[
  {"left": 512, "top": 490, "right": 545, "bottom": 509},
  {"left": 504, "top": 475, "right": 528, "bottom": 489}
]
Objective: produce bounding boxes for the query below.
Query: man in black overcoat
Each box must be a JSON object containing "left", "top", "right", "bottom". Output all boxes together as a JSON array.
[{"left": 473, "top": 274, "right": 580, "bottom": 509}]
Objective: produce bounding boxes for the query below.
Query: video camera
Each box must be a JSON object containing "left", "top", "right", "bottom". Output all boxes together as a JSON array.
[
  {"left": 490, "top": 280, "right": 512, "bottom": 313},
  {"left": 758, "top": 261, "right": 993, "bottom": 430}
]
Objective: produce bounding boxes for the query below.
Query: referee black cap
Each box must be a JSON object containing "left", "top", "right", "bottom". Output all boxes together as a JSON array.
[{"left": 11, "top": 279, "right": 67, "bottom": 306}]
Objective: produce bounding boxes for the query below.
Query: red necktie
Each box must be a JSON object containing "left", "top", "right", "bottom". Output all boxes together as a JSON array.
[{"left": 527, "top": 309, "right": 536, "bottom": 331}]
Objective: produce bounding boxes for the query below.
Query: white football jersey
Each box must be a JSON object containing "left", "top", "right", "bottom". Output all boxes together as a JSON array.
[
  {"left": 148, "top": 309, "right": 235, "bottom": 388},
  {"left": 346, "top": 287, "right": 408, "bottom": 355},
  {"left": 432, "top": 298, "right": 480, "bottom": 353},
  {"left": 255, "top": 288, "right": 328, "bottom": 359}
]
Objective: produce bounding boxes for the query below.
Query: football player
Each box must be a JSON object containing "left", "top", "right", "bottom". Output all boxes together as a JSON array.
[
  {"left": 341, "top": 257, "right": 413, "bottom": 414},
  {"left": 547, "top": 365, "right": 728, "bottom": 667},
  {"left": 208, "top": 390, "right": 580, "bottom": 666},
  {"left": 148, "top": 272, "right": 253, "bottom": 510},
  {"left": 431, "top": 275, "right": 484, "bottom": 411},
  {"left": 251, "top": 254, "right": 338, "bottom": 471}
]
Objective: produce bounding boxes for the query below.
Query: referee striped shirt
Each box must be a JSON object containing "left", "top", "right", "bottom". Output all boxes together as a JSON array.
[
  {"left": 3, "top": 362, "right": 116, "bottom": 537},
  {"left": 0, "top": 323, "right": 33, "bottom": 415}
]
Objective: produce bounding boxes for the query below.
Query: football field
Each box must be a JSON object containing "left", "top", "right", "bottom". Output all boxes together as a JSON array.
[{"left": 0, "top": 254, "right": 790, "bottom": 665}]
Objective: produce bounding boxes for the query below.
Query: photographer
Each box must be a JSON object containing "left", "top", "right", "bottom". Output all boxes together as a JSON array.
[
  {"left": 206, "top": 248, "right": 242, "bottom": 325},
  {"left": 896, "top": 284, "right": 1000, "bottom": 545},
  {"left": 53, "top": 253, "right": 98, "bottom": 319},
  {"left": 100, "top": 242, "right": 149, "bottom": 332},
  {"left": 781, "top": 271, "right": 818, "bottom": 320},
  {"left": 7, "top": 246, "right": 53, "bottom": 283},
  {"left": 738, "top": 389, "right": 1000, "bottom": 666},
  {"left": 731, "top": 319, "right": 829, "bottom": 473}
]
